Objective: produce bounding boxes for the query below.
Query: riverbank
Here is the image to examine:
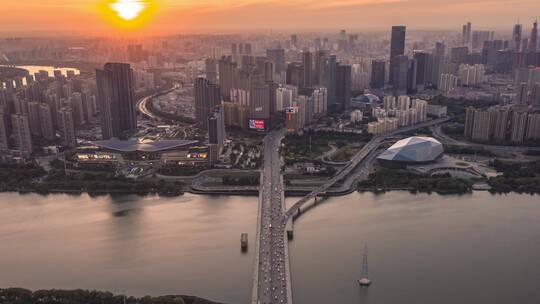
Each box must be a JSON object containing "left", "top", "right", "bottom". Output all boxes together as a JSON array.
[{"left": 0, "top": 288, "right": 223, "bottom": 304}]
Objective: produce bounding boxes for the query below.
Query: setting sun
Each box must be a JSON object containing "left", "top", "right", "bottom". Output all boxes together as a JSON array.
[
  {"left": 110, "top": 0, "right": 146, "bottom": 21},
  {"left": 97, "top": 0, "right": 157, "bottom": 31}
]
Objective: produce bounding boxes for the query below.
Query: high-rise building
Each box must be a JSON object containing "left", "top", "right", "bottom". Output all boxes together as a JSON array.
[
  {"left": 57, "top": 108, "right": 77, "bottom": 148},
  {"left": 464, "top": 106, "right": 476, "bottom": 138},
  {"left": 208, "top": 106, "right": 225, "bottom": 147},
  {"left": 389, "top": 26, "right": 406, "bottom": 85},
  {"left": 69, "top": 92, "right": 85, "bottom": 127},
  {"left": 27, "top": 101, "right": 42, "bottom": 137},
  {"left": 38, "top": 103, "right": 55, "bottom": 141},
  {"left": 11, "top": 114, "right": 33, "bottom": 155},
  {"left": 222, "top": 101, "right": 248, "bottom": 129},
  {"left": 472, "top": 31, "right": 493, "bottom": 50},
  {"left": 437, "top": 74, "right": 458, "bottom": 92},
  {"left": 255, "top": 57, "right": 275, "bottom": 83},
  {"left": 291, "top": 35, "right": 298, "bottom": 48},
  {"left": 526, "top": 113, "right": 540, "bottom": 140},
  {"left": 315, "top": 50, "right": 329, "bottom": 86},
  {"left": 450, "top": 46, "right": 469, "bottom": 64},
  {"left": 0, "top": 106, "right": 9, "bottom": 151},
  {"left": 515, "top": 83, "right": 529, "bottom": 106},
  {"left": 413, "top": 51, "right": 431, "bottom": 91},
  {"left": 302, "top": 51, "right": 313, "bottom": 89},
  {"left": 490, "top": 107, "right": 510, "bottom": 142},
  {"left": 471, "top": 109, "right": 492, "bottom": 142},
  {"left": 512, "top": 23, "right": 523, "bottom": 51},
  {"left": 286, "top": 62, "right": 304, "bottom": 89},
  {"left": 458, "top": 64, "right": 485, "bottom": 86},
  {"left": 205, "top": 58, "right": 218, "bottom": 84},
  {"left": 530, "top": 83, "right": 540, "bottom": 107},
  {"left": 412, "top": 99, "right": 428, "bottom": 123},
  {"left": 218, "top": 56, "right": 238, "bottom": 100},
  {"left": 407, "top": 57, "right": 418, "bottom": 94},
  {"left": 276, "top": 86, "right": 295, "bottom": 111},
  {"left": 393, "top": 55, "right": 409, "bottom": 95},
  {"left": 510, "top": 111, "right": 528, "bottom": 144},
  {"left": 370, "top": 59, "right": 385, "bottom": 89},
  {"left": 336, "top": 64, "right": 352, "bottom": 112},
  {"left": 530, "top": 20, "right": 539, "bottom": 52},
  {"left": 351, "top": 63, "right": 370, "bottom": 91},
  {"left": 312, "top": 87, "right": 328, "bottom": 115},
  {"left": 462, "top": 22, "right": 472, "bottom": 45},
  {"left": 96, "top": 63, "right": 137, "bottom": 140},
  {"left": 249, "top": 80, "right": 271, "bottom": 121},
  {"left": 324, "top": 55, "right": 337, "bottom": 108},
  {"left": 266, "top": 49, "right": 286, "bottom": 75},
  {"left": 195, "top": 77, "right": 221, "bottom": 130}
]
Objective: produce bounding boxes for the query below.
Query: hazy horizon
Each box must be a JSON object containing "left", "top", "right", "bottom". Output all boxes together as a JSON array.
[{"left": 1, "top": 0, "right": 539, "bottom": 37}]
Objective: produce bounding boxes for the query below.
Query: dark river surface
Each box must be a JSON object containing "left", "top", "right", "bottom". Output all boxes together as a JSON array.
[{"left": 1, "top": 191, "right": 539, "bottom": 304}]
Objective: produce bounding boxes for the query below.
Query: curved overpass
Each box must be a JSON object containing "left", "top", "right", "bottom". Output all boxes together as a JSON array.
[{"left": 136, "top": 86, "right": 178, "bottom": 121}]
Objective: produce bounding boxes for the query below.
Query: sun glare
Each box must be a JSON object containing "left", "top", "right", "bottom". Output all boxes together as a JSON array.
[
  {"left": 110, "top": 0, "right": 146, "bottom": 21},
  {"left": 98, "top": 0, "right": 156, "bottom": 31}
]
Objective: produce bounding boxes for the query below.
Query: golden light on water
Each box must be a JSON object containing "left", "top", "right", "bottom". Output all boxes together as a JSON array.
[{"left": 97, "top": 0, "right": 157, "bottom": 31}]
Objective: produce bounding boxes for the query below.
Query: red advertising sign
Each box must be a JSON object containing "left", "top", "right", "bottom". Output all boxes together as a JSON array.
[{"left": 249, "top": 119, "right": 265, "bottom": 130}]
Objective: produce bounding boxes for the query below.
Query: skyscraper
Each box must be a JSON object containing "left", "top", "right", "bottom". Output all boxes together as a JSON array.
[
  {"left": 510, "top": 111, "right": 528, "bottom": 144},
  {"left": 38, "top": 103, "right": 55, "bottom": 141},
  {"left": 195, "top": 77, "right": 221, "bottom": 130},
  {"left": 27, "top": 101, "right": 42, "bottom": 137},
  {"left": 393, "top": 55, "right": 409, "bottom": 95},
  {"left": 336, "top": 64, "right": 352, "bottom": 112},
  {"left": 96, "top": 63, "right": 137, "bottom": 140},
  {"left": 389, "top": 26, "right": 406, "bottom": 85},
  {"left": 530, "top": 20, "right": 539, "bottom": 52},
  {"left": 266, "top": 49, "right": 286, "bottom": 75},
  {"left": 370, "top": 60, "right": 385, "bottom": 89},
  {"left": 11, "top": 114, "right": 33, "bottom": 155},
  {"left": 57, "top": 108, "right": 77, "bottom": 148},
  {"left": 218, "top": 56, "right": 238, "bottom": 100},
  {"left": 314, "top": 50, "right": 329, "bottom": 86},
  {"left": 286, "top": 63, "right": 304, "bottom": 89},
  {"left": 205, "top": 58, "right": 218, "bottom": 84},
  {"left": 208, "top": 105, "right": 225, "bottom": 165},
  {"left": 208, "top": 106, "right": 225, "bottom": 147},
  {"left": 462, "top": 22, "right": 472, "bottom": 46},
  {"left": 302, "top": 51, "right": 313, "bottom": 89},
  {"left": 512, "top": 23, "right": 523, "bottom": 51},
  {"left": 413, "top": 51, "right": 430, "bottom": 91},
  {"left": 0, "top": 106, "right": 9, "bottom": 151},
  {"left": 324, "top": 55, "right": 337, "bottom": 108},
  {"left": 249, "top": 79, "right": 271, "bottom": 121},
  {"left": 312, "top": 87, "right": 328, "bottom": 115}
]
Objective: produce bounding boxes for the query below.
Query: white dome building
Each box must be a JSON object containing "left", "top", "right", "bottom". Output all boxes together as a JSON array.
[{"left": 377, "top": 136, "right": 444, "bottom": 164}]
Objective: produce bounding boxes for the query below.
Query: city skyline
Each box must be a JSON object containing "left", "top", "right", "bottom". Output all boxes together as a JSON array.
[{"left": 2, "top": 0, "right": 540, "bottom": 36}]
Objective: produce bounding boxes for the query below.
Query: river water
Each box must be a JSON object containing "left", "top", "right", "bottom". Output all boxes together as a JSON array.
[{"left": 0, "top": 191, "right": 539, "bottom": 304}]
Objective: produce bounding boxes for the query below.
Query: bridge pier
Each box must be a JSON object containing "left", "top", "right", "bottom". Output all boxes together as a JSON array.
[{"left": 286, "top": 217, "right": 294, "bottom": 240}]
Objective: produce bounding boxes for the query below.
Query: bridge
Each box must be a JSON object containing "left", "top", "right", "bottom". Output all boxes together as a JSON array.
[
  {"left": 252, "top": 130, "right": 292, "bottom": 304},
  {"left": 252, "top": 117, "right": 451, "bottom": 304}
]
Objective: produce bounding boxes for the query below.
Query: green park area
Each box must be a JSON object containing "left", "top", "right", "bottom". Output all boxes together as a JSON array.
[{"left": 282, "top": 131, "right": 371, "bottom": 165}]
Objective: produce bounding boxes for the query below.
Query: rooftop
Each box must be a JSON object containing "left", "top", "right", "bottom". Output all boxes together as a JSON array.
[{"left": 91, "top": 139, "right": 199, "bottom": 152}]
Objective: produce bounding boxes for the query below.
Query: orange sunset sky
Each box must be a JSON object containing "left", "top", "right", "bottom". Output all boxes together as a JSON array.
[{"left": 1, "top": 0, "right": 540, "bottom": 36}]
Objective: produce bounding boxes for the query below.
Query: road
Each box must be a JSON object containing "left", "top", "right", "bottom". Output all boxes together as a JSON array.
[
  {"left": 252, "top": 130, "right": 292, "bottom": 304},
  {"left": 136, "top": 86, "right": 179, "bottom": 121},
  {"left": 430, "top": 124, "right": 540, "bottom": 153}
]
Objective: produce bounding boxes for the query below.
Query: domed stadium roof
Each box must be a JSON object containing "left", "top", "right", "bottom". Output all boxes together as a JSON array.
[
  {"left": 353, "top": 93, "right": 380, "bottom": 104},
  {"left": 377, "top": 137, "right": 443, "bottom": 163}
]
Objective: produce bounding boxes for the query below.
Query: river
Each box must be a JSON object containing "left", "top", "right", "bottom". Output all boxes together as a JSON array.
[{"left": 0, "top": 191, "right": 539, "bottom": 304}]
